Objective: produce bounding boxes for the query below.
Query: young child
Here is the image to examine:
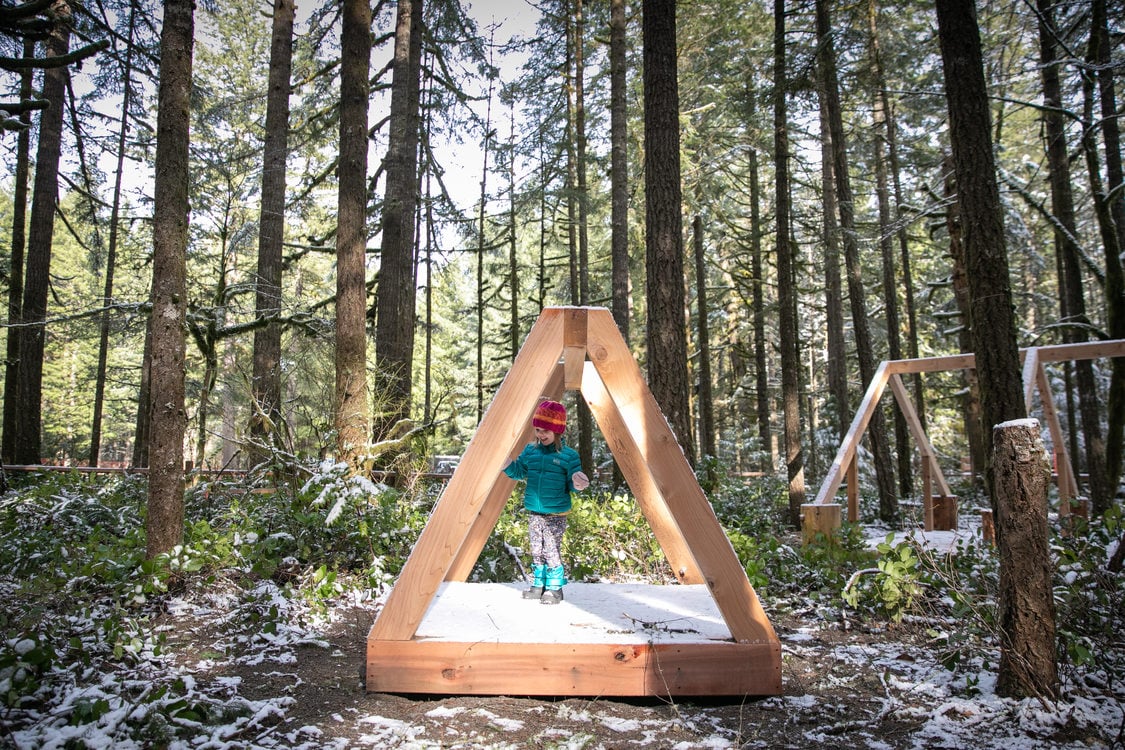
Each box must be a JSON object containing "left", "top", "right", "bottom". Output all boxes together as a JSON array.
[{"left": 503, "top": 400, "right": 589, "bottom": 604}]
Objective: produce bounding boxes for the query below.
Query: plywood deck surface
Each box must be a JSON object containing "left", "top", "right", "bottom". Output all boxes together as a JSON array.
[{"left": 406, "top": 582, "right": 735, "bottom": 644}]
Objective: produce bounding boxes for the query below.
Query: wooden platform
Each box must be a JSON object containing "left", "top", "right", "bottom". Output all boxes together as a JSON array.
[
  {"left": 365, "top": 308, "right": 781, "bottom": 698},
  {"left": 366, "top": 582, "right": 782, "bottom": 697}
]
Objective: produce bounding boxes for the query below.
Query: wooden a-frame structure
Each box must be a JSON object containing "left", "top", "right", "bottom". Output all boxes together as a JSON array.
[
  {"left": 811, "top": 339, "right": 1125, "bottom": 528},
  {"left": 366, "top": 307, "right": 781, "bottom": 697}
]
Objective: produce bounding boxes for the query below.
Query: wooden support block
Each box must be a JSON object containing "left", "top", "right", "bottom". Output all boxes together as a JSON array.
[
  {"left": 979, "top": 508, "right": 994, "bottom": 544},
  {"left": 846, "top": 458, "right": 859, "bottom": 523},
  {"left": 801, "top": 503, "right": 841, "bottom": 544},
  {"left": 1061, "top": 497, "right": 1089, "bottom": 537},
  {"left": 932, "top": 495, "right": 958, "bottom": 531},
  {"left": 1067, "top": 497, "right": 1089, "bottom": 519}
]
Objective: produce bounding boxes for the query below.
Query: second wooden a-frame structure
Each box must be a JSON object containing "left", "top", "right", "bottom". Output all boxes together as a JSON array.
[
  {"left": 366, "top": 307, "right": 781, "bottom": 697},
  {"left": 810, "top": 339, "right": 1125, "bottom": 529}
]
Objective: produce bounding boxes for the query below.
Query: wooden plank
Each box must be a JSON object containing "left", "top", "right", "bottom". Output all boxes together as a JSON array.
[
  {"left": 1021, "top": 347, "right": 1040, "bottom": 414},
  {"left": 1034, "top": 361, "right": 1079, "bottom": 503},
  {"left": 801, "top": 503, "right": 841, "bottom": 544},
  {"left": 367, "top": 640, "right": 781, "bottom": 696},
  {"left": 814, "top": 361, "right": 892, "bottom": 505},
  {"left": 445, "top": 365, "right": 566, "bottom": 581},
  {"left": 581, "top": 362, "right": 703, "bottom": 583},
  {"left": 369, "top": 310, "right": 565, "bottom": 641},
  {"left": 846, "top": 457, "right": 859, "bottom": 522},
  {"left": 563, "top": 308, "right": 588, "bottom": 390},
  {"left": 881, "top": 339, "right": 1125, "bottom": 374},
  {"left": 1029, "top": 338, "right": 1125, "bottom": 364},
  {"left": 889, "top": 373, "right": 952, "bottom": 499},
  {"left": 813, "top": 340, "right": 1125, "bottom": 512},
  {"left": 886, "top": 352, "right": 977, "bottom": 375},
  {"left": 585, "top": 309, "right": 776, "bottom": 645}
]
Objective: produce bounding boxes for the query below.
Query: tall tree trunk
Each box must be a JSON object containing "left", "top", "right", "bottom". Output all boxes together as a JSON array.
[
  {"left": 746, "top": 101, "right": 772, "bottom": 472},
  {"left": 871, "top": 0, "right": 926, "bottom": 436},
  {"left": 132, "top": 309, "right": 152, "bottom": 469},
  {"left": 818, "top": 65, "right": 848, "bottom": 442},
  {"left": 1037, "top": 0, "right": 1110, "bottom": 512},
  {"left": 816, "top": 0, "right": 898, "bottom": 523},
  {"left": 643, "top": 0, "right": 695, "bottom": 466},
  {"left": 569, "top": 0, "right": 594, "bottom": 473},
  {"left": 474, "top": 50, "right": 495, "bottom": 424},
  {"left": 13, "top": 8, "right": 71, "bottom": 466},
  {"left": 944, "top": 157, "right": 986, "bottom": 485},
  {"left": 507, "top": 104, "right": 519, "bottom": 360},
  {"left": 146, "top": 0, "right": 194, "bottom": 559},
  {"left": 423, "top": 153, "right": 435, "bottom": 423},
  {"left": 374, "top": 0, "right": 423, "bottom": 442},
  {"left": 335, "top": 0, "right": 372, "bottom": 465},
  {"left": 2, "top": 38, "right": 34, "bottom": 465},
  {"left": 774, "top": 0, "right": 805, "bottom": 523},
  {"left": 89, "top": 4, "right": 138, "bottom": 468},
  {"left": 936, "top": 0, "right": 1057, "bottom": 701},
  {"left": 1087, "top": 0, "right": 1125, "bottom": 506},
  {"left": 693, "top": 216, "right": 716, "bottom": 460},
  {"left": 609, "top": 0, "right": 630, "bottom": 343},
  {"left": 249, "top": 0, "right": 295, "bottom": 462},
  {"left": 867, "top": 5, "right": 910, "bottom": 498},
  {"left": 564, "top": 8, "right": 579, "bottom": 307}
]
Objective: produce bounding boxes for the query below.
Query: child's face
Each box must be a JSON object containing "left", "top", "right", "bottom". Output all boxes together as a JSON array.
[{"left": 534, "top": 427, "right": 557, "bottom": 445}]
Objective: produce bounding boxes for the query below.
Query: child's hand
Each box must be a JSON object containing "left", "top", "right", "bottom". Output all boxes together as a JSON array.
[{"left": 572, "top": 471, "right": 590, "bottom": 491}]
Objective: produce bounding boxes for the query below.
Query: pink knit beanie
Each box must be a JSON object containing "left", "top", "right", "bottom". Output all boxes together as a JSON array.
[{"left": 532, "top": 400, "right": 567, "bottom": 434}]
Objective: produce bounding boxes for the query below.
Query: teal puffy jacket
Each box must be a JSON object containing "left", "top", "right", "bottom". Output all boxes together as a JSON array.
[{"left": 504, "top": 439, "right": 583, "bottom": 514}]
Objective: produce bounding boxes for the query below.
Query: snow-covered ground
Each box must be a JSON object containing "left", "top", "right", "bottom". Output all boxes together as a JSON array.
[{"left": 6, "top": 566, "right": 1122, "bottom": 749}]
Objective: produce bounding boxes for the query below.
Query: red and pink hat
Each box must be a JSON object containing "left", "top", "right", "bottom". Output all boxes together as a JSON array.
[{"left": 532, "top": 400, "right": 567, "bottom": 434}]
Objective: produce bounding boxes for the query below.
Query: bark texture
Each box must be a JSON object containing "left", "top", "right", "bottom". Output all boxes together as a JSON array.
[
  {"left": 373, "top": 0, "right": 423, "bottom": 442},
  {"left": 146, "top": 0, "right": 194, "bottom": 558},
  {"left": 334, "top": 0, "right": 373, "bottom": 463},
  {"left": 992, "top": 420, "right": 1059, "bottom": 699},
  {"left": 13, "top": 8, "right": 70, "bottom": 465},
  {"left": 250, "top": 0, "right": 295, "bottom": 460},
  {"left": 775, "top": 0, "right": 805, "bottom": 523},
  {"left": 642, "top": 0, "right": 695, "bottom": 464}
]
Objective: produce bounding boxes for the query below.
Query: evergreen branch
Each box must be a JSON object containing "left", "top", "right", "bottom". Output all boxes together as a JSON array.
[
  {"left": 0, "top": 39, "right": 109, "bottom": 71},
  {"left": 998, "top": 169, "right": 1105, "bottom": 289}
]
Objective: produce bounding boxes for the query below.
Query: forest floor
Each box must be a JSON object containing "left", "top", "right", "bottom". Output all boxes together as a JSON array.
[{"left": 147, "top": 579, "right": 1122, "bottom": 750}]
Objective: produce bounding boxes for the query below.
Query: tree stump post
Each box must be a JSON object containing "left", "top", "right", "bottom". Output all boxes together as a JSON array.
[
  {"left": 979, "top": 508, "right": 994, "bottom": 544},
  {"left": 1061, "top": 496, "right": 1089, "bottom": 537},
  {"left": 932, "top": 495, "right": 958, "bottom": 530},
  {"left": 992, "top": 419, "right": 1058, "bottom": 699},
  {"left": 801, "top": 503, "right": 841, "bottom": 544}
]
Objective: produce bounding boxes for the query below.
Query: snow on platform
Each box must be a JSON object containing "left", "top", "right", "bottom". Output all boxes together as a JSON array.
[{"left": 411, "top": 582, "right": 734, "bottom": 645}]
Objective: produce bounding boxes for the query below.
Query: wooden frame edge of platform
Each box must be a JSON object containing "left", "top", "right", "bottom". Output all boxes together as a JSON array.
[{"left": 365, "top": 638, "right": 782, "bottom": 698}]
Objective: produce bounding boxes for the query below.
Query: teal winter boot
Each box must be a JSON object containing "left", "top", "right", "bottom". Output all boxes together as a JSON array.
[
  {"left": 523, "top": 564, "right": 546, "bottom": 599},
  {"left": 541, "top": 565, "right": 567, "bottom": 605}
]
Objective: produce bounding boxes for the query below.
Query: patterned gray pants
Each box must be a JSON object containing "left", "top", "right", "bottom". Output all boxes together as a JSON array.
[{"left": 528, "top": 512, "right": 568, "bottom": 569}]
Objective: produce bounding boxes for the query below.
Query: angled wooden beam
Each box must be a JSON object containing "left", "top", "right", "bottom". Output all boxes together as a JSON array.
[
  {"left": 889, "top": 373, "right": 952, "bottom": 499},
  {"left": 814, "top": 361, "right": 893, "bottom": 505},
  {"left": 581, "top": 361, "right": 703, "bottom": 584},
  {"left": 445, "top": 365, "right": 566, "bottom": 581},
  {"left": 369, "top": 310, "right": 565, "bottom": 640},
  {"left": 585, "top": 309, "right": 775, "bottom": 644},
  {"left": 1033, "top": 360, "right": 1079, "bottom": 504}
]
